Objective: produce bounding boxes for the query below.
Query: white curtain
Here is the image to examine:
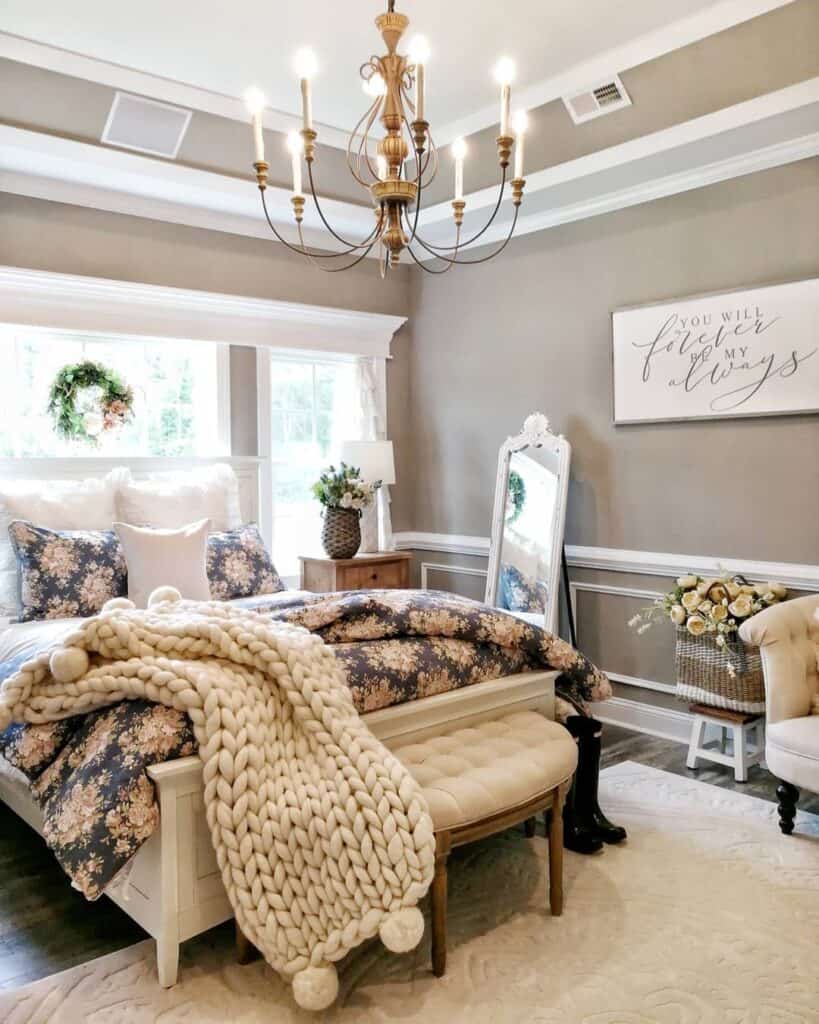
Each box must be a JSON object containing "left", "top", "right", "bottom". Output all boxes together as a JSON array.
[{"left": 355, "top": 356, "right": 394, "bottom": 552}]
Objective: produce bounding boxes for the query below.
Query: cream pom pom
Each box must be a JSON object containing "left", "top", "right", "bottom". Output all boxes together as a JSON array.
[
  {"left": 378, "top": 906, "right": 425, "bottom": 953},
  {"left": 148, "top": 586, "right": 182, "bottom": 608},
  {"left": 49, "top": 647, "right": 90, "bottom": 684},
  {"left": 101, "top": 597, "right": 136, "bottom": 613},
  {"left": 291, "top": 964, "right": 338, "bottom": 1011}
]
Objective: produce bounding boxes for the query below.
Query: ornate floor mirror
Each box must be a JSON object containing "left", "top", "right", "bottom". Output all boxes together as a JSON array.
[{"left": 485, "top": 413, "right": 571, "bottom": 636}]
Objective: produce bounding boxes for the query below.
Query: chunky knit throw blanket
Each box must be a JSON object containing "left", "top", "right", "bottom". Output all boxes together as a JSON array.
[{"left": 0, "top": 591, "right": 436, "bottom": 1011}]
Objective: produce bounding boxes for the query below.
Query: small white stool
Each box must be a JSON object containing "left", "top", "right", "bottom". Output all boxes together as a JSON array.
[{"left": 686, "top": 703, "right": 765, "bottom": 783}]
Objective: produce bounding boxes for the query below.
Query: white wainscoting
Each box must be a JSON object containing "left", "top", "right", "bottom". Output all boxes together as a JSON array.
[
  {"left": 395, "top": 533, "right": 819, "bottom": 592},
  {"left": 395, "top": 531, "right": 819, "bottom": 743},
  {"left": 568, "top": 581, "right": 675, "bottom": 696}
]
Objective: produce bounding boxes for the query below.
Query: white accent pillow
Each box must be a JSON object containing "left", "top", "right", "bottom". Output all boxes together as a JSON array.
[
  {"left": 115, "top": 519, "right": 212, "bottom": 609},
  {"left": 0, "top": 472, "right": 119, "bottom": 617},
  {"left": 115, "top": 463, "right": 242, "bottom": 531}
]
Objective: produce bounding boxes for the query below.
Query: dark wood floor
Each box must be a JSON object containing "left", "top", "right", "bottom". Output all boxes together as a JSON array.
[{"left": 2, "top": 723, "right": 817, "bottom": 990}]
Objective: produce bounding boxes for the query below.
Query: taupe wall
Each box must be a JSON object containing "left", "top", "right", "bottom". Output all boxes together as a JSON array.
[
  {"left": 396, "top": 159, "right": 819, "bottom": 715},
  {"left": 398, "top": 159, "right": 819, "bottom": 563}
]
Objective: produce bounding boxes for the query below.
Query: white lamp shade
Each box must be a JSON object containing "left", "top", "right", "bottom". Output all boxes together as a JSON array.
[{"left": 339, "top": 440, "right": 396, "bottom": 485}]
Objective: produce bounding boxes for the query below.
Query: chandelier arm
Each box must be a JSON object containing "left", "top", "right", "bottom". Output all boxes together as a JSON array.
[
  {"left": 261, "top": 191, "right": 380, "bottom": 258},
  {"left": 306, "top": 162, "right": 385, "bottom": 249},
  {"left": 409, "top": 167, "right": 508, "bottom": 253},
  {"left": 405, "top": 229, "right": 461, "bottom": 275},
  {"left": 408, "top": 206, "right": 519, "bottom": 266},
  {"left": 297, "top": 222, "right": 380, "bottom": 272},
  {"left": 347, "top": 96, "right": 383, "bottom": 187}
]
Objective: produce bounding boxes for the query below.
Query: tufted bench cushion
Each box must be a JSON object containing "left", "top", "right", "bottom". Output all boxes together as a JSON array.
[{"left": 393, "top": 711, "right": 578, "bottom": 830}]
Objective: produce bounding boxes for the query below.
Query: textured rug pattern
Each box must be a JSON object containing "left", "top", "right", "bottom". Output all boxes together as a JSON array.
[{"left": 3, "top": 761, "right": 819, "bottom": 1023}]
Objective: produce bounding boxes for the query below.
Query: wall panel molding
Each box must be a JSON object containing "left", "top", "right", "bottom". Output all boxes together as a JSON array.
[{"left": 419, "top": 561, "right": 488, "bottom": 590}]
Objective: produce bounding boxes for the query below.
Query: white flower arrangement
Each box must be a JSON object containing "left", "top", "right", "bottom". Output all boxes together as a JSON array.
[
  {"left": 631, "top": 573, "right": 787, "bottom": 643},
  {"left": 311, "top": 462, "right": 378, "bottom": 512}
]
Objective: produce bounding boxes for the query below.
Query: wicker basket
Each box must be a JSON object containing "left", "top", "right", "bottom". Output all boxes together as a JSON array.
[
  {"left": 321, "top": 507, "right": 361, "bottom": 560},
  {"left": 674, "top": 626, "right": 765, "bottom": 713}
]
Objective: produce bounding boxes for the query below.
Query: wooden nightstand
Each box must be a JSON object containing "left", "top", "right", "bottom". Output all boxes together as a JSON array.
[{"left": 299, "top": 551, "right": 412, "bottom": 593}]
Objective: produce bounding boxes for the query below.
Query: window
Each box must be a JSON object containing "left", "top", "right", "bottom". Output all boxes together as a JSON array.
[
  {"left": 267, "top": 355, "right": 363, "bottom": 577},
  {"left": 0, "top": 328, "right": 228, "bottom": 458}
]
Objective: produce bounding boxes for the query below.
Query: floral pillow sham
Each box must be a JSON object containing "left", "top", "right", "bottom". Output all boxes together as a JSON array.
[
  {"left": 206, "top": 522, "right": 286, "bottom": 600},
  {"left": 8, "top": 519, "right": 285, "bottom": 621},
  {"left": 8, "top": 521, "right": 128, "bottom": 622}
]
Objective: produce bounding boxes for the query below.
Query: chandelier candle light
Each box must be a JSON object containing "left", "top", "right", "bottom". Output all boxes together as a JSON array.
[{"left": 244, "top": 0, "right": 528, "bottom": 276}]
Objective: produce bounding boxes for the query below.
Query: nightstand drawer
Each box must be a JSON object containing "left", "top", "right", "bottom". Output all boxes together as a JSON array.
[
  {"left": 299, "top": 552, "right": 412, "bottom": 593},
  {"left": 340, "top": 559, "right": 408, "bottom": 590}
]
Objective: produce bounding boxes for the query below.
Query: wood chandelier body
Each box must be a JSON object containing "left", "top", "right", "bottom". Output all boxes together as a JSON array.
[{"left": 246, "top": 0, "right": 527, "bottom": 276}]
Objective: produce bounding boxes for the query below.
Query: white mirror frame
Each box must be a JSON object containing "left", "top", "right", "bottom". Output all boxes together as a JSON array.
[{"left": 484, "top": 413, "right": 572, "bottom": 636}]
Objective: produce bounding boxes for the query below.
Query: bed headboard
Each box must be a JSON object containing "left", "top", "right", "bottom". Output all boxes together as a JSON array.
[{"left": 0, "top": 457, "right": 263, "bottom": 528}]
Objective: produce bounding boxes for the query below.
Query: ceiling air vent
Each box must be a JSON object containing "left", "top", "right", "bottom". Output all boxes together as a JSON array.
[
  {"left": 101, "top": 91, "right": 192, "bottom": 158},
  {"left": 563, "top": 75, "right": 631, "bottom": 125}
]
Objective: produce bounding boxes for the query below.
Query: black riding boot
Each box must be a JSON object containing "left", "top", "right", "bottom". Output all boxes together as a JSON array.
[{"left": 564, "top": 716, "right": 627, "bottom": 846}]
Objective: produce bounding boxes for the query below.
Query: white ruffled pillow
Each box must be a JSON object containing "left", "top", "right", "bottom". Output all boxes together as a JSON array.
[
  {"left": 0, "top": 472, "right": 119, "bottom": 618},
  {"left": 114, "top": 464, "right": 242, "bottom": 532}
]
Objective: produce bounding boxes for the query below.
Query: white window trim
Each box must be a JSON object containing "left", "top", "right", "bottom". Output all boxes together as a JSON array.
[{"left": 256, "top": 347, "right": 389, "bottom": 569}]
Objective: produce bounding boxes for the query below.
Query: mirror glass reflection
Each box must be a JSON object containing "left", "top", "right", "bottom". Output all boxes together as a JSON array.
[{"left": 497, "top": 448, "right": 560, "bottom": 622}]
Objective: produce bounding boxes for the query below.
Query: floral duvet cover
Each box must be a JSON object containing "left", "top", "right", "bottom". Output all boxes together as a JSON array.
[{"left": 0, "top": 589, "right": 609, "bottom": 899}]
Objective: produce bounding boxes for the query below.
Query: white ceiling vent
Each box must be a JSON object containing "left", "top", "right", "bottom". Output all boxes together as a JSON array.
[
  {"left": 563, "top": 75, "right": 631, "bottom": 125},
  {"left": 101, "top": 91, "right": 192, "bottom": 158}
]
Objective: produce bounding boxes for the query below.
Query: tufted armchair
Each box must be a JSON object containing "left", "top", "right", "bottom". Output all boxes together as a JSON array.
[{"left": 740, "top": 593, "right": 819, "bottom": 834}]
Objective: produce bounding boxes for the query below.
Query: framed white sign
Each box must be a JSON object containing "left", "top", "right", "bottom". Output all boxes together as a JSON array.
[{"left": 612, "top": 278, "right": 819, "bottom": 424}]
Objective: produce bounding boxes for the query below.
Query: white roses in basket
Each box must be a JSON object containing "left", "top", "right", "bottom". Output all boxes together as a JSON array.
[{"left": 630, "top": 573, "right": 787, "bottom": 641}]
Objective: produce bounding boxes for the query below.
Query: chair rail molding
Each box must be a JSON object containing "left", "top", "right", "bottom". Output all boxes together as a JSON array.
[
  {"left": 0, "top": 265, "right": 406, "bottom": 358},
  {"left": 394, "top": 533, "right": 819, "bottom": 592}
]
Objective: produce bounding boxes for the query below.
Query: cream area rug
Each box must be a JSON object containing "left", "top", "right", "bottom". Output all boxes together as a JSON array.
[{"left": 3, "top": 761, "right": 818, "bottom": 1024}]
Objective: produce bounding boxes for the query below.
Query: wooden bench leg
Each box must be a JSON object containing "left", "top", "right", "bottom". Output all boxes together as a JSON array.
[
  {"left": 547, "top": 787, "right": 565, "bottom": 917},
  {"left": 236, "top": 919, "right": 261, "bottom": 965},
  {"left": 431, "top": 832, "right": 451, "bottom": 977}
]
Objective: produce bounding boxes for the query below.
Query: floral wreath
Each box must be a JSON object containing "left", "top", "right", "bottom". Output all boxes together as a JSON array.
[
  {"left": 48, "top": 361, "right": 135, "bottom": 444},
  {"left": 506, "top": 469, "right": 526, "bottom": 523}
]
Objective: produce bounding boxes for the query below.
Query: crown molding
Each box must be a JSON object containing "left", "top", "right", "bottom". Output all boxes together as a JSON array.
[
  {"left": 3, "top": 79, "right": 817, "bottom": 261},
  {"left": 0, "top": 123, "right": 379, "bottom": 256},
  {"left": 0, "top": 265, "right": 406, "bottom": 357},
  {"left": 419, "top": 129, "right": 819, "bottom": 258},
  {"left": 417, "top": 77, "right": 819, "bottom": 255},
  {"left": 0, "top": 1, "right": 795, "bottom": 152}
]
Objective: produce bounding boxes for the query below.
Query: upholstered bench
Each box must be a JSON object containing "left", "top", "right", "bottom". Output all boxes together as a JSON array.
[
  {"left": 391, "top": 710, "right": 578, "bottom": 976},
  {"left": 235, "top": 710, "right": 578, "bottom": 979}
]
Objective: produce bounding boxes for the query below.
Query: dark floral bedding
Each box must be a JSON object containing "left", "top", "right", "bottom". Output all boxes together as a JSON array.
[{"left": 0, "top": 589, "right": 610, "bottom": 899}]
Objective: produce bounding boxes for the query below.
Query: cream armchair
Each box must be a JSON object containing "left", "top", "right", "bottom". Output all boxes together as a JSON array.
[{"left": 740, "top": 594, "right": 819, "bottom": 834}]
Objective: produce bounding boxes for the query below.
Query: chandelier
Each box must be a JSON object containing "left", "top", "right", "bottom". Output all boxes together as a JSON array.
[{"left": 244, "top": 0, "right": 527, "bottom": 276}]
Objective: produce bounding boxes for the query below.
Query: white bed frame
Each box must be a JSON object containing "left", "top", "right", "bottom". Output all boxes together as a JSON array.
[{"left": 0, "top": 456, "right": 558, "bottom": 986}]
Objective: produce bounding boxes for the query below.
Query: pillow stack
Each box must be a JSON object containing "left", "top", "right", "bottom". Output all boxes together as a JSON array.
[{"left": 1, "top": 464, "right": 285, "bottom": 622}]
